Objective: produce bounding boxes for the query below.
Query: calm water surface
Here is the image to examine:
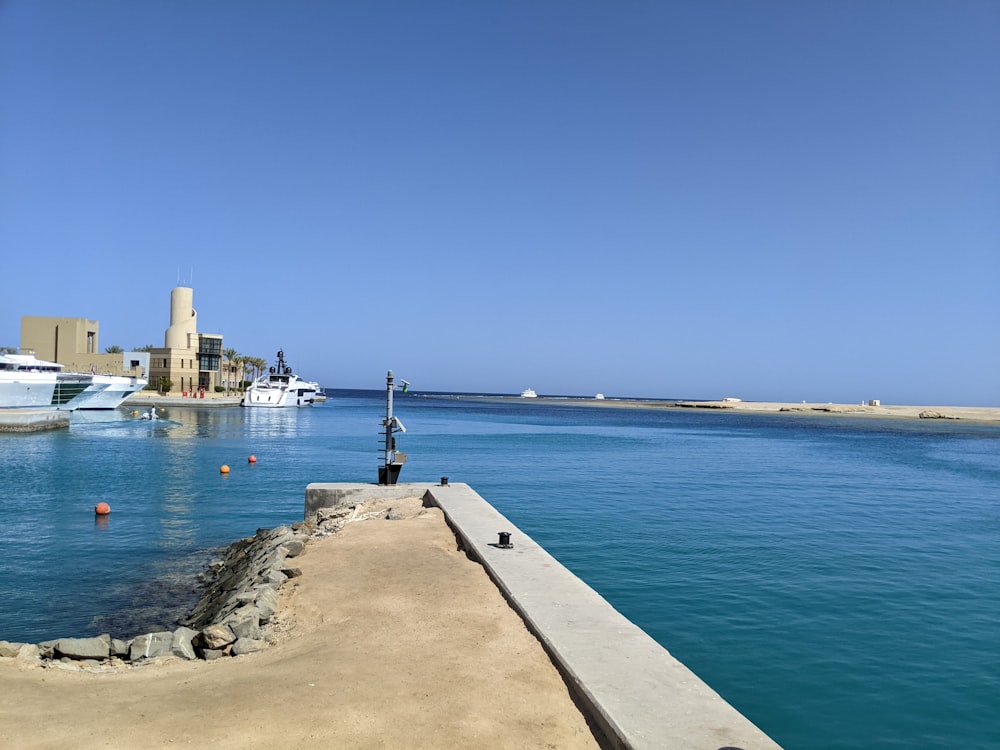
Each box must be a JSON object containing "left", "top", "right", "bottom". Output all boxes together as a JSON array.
[{"left": 1, "top": 391, "right": 997, "bottom": 750}]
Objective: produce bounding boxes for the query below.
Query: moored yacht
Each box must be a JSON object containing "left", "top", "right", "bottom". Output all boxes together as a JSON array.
[
  {"left": 0, "top": 352, "right": 94, "bottom": 409},
  {"left": 520, "top": 387, "right": 538, "bottom": 398},
  {"left": 77, "top": 373, "right": 149, "bottom": 410},
  {"left": 242, "top": 350, "right": 318, "bottom": 408}
]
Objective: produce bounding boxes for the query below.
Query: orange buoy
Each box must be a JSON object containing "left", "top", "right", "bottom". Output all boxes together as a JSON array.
[
  {"left": 220, "top": 464, "right": 230, "bottom": 474},
  {"left": 95, "top": 502, "right": 111, "bottom": 515},
  {"left": 248, "top": 455, "right": 257, "bottom": 464}
]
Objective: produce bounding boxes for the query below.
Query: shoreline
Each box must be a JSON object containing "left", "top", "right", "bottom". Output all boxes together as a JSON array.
[
  {"left": 121, "top": 390, "right": 1000, "bottom": 424},
  {"left": 425, "top": 395, "right": 1000, "bottom": 424}
]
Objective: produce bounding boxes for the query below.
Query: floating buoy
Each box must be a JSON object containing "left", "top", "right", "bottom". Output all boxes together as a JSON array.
[
  {"left": 248, "top": 455, "right": 257, "bottom": 464},
  {"left": 220, "top": 465, "right": 230, "bottom": 474},
  {"left": 95, "top": 502, "right": 111, "bottom": 515}
]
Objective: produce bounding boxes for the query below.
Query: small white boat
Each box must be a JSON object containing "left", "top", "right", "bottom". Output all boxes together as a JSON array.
[
  {"left": 242, "top": 350, "right": 318, "bottom": 408},
  {"left": 595, "top": 393, "right": 605, "bottom": 400},
  {"left": 303, "top": 381, "right": 326, "bottom": 402},
  {"left": 520, "top": 388, "right": 538, "bottom": 398},
  {"left": 0, "top": 352, "right": 94, "bottom": 409}
]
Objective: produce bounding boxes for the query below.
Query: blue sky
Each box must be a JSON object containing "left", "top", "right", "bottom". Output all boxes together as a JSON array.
[{"left": 2, "top": 1, "right": 997, "bottom": 404}]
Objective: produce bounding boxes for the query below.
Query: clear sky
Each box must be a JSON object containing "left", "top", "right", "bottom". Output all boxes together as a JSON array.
[{"left": 2, "top": 1, "right": 997, "bottom": 404}]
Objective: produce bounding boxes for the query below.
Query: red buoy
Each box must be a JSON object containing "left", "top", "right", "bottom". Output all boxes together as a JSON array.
[
  {"left": 95, "top": 502, "right": 111, "bottom": 515},
  {"left": 248, "top": 455, "right": 257, "bottom": 464}
]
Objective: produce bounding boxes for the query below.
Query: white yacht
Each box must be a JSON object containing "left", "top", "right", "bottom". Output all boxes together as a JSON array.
[
  {"left": 242, "top": 350, "right": 318, "bottom": 408},
  {"left": 520, "top": 388, "right": 538, "bottom": 398},
  {"left": 77, "top": 373, "right": 149, "bottom": 410},
  {"left": 0, "top": 352, "right": 94, "bottom": 409}
]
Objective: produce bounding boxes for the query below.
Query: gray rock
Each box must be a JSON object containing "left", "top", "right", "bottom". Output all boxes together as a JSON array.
[
  {"left": 129, "top": 631, "right": 173, "bottom": 661},
  {"left": 263, "top": 569, "right": 288, "bottom": 586},
  {"left": 255, "top": 586, "right": 279, "bottom": 622},
  {"left": 281, "top": 566, "right": 303, "bottom": 578},
  {"left": 55, "top": 637, "right": 111, "bottom": 660},
  {"left": 171, "top": 627, "right": 199, "bottom": 660},
  {"left": 919, "top": 410, "right": 958, "bottom": 420},
  {"left": 16, "top": 643, "right": 40, "bottom": 662},
  {"left": 202, "top": 648, "right": 226, "bottom": 661},
  {"left": 111, "top": 639, "right": 130, "bottom": 657},
  {"left": 37, "top": 641, "right": 58, "bottom": 659},
  {"left": 231, "top": 637, "right": 265, "bottom": 656},
  {"left": 199, "top": 623, "right": 236, "bottom": 650},
  {"left": 228, "top": 612, "right": 262, "bottom": 640},
  {"left": 282, "top": 539, "right": 306, "bottom": 558}
]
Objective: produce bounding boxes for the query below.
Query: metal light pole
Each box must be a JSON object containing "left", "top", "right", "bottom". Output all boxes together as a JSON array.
[{"left": 379, "top": 369, "right": 406, "bottom": 484}]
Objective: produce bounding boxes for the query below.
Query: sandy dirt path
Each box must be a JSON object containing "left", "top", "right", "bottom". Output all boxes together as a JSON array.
[{"left": 0, "top": 506, "right": 602, "bottom": 749}]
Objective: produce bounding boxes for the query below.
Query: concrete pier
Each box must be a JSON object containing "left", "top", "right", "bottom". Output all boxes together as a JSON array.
[
  {"left": 305, "top": 482, "right": 782, "bottom": 750},
  {"left": 0, "top": 409, "right": 70, "bottom": 432}
]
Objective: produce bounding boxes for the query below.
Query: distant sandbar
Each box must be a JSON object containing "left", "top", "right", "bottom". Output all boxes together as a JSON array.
[{"left": 453, "top": 395, "right": 1000, "bottom": 423}]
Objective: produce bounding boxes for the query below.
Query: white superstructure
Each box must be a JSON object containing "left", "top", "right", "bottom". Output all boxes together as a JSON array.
[{"left": 520, "top": 388, "right": 538, "bottom": 398}]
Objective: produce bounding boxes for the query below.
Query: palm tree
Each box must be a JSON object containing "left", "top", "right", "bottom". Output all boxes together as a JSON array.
[
  {"left": 222, "top": 347, "right": 237, "bottom": 395},
  {"left": 104, "top": 345, "right": 123, "bottom": 354},
  {"left": 232, "top": 355, "right": 244, "bottom": 392},
  {"left": 253, "top": 356, "right": 267, "bottom": 384},
  {"left": 134, "top": 344, "right": 154, "bottom": 352}
]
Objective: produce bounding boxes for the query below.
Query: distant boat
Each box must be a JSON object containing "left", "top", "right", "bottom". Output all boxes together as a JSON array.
[
  {"left": 594, "top": 393, "right": 605, "bottom": 400},
  {"left": 242, "top": 350, "right": 318, "bottom": 408},
  {"left": 520, "top": 388, "right": 538, "bottom": 398}
]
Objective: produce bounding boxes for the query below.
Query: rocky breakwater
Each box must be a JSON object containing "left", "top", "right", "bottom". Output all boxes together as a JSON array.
[{"left": 0, "top": 523, "right": 313, "bottom": 671}]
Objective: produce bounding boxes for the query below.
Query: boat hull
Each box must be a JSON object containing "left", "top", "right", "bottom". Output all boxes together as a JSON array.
[{"left": 76, "top": 375, "right": 149, "bottom": 410}]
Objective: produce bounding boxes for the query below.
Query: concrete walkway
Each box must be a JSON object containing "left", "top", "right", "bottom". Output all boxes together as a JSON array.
[{"left": 306, "top": 483, "right": 783, "bottom": 750}]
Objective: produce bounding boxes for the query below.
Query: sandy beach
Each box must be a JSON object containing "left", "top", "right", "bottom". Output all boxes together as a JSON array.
[
  {"left": 0, "top": 501, "right": 601, "bottom": 749},
  {"left": 500, "top": 396, "right": 1000, "bottom": 423},
  {"left": 671, "top": 400, "right": 1000, "bottom": 422}
]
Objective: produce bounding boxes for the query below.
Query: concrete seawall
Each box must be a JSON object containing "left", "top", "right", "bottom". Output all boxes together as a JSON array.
[
  {"left": 0, "top": 409, "right": 71, "bottom": 432},
  {"left": 305, "top": 482, "right": 782, "bottom": 750}
]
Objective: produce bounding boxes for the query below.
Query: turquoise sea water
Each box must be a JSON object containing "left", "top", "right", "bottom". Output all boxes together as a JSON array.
[{"left": 1, "top": 391, "right": 998, "bottom": 749}]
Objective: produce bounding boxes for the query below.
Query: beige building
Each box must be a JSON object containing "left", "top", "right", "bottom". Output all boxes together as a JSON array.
[
  {"left": 20, "top": 285, "right": 224, "bottom": 394},
  {"left": 20, "top": 316, "right": 148, "bottom": 378},
  {"left": 148, "top": 286, "right": 223, "bottom": 395}
]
